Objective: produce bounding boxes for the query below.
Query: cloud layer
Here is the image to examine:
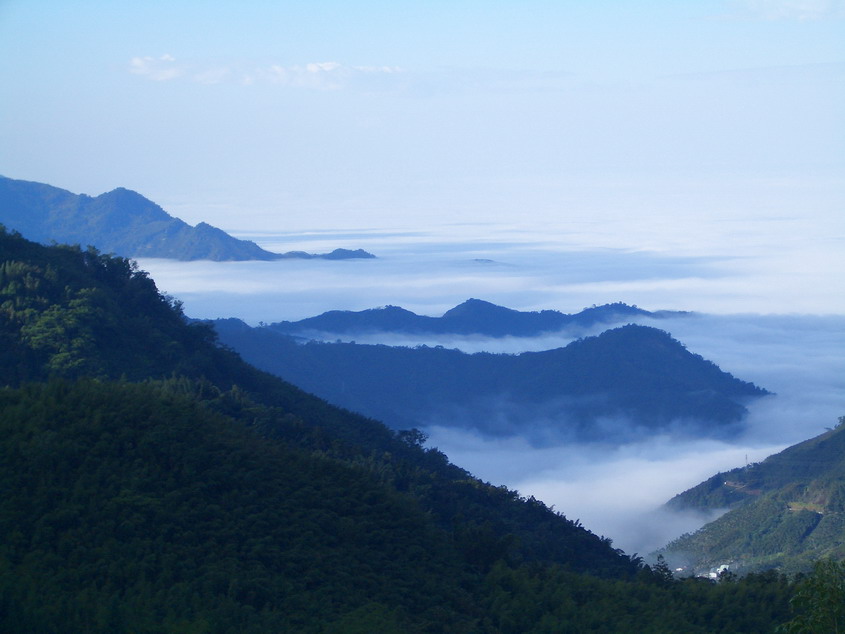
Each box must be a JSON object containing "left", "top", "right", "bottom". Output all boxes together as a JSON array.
[
  {"left": 137, "top": 232, "right": 844, "bottom": 557},
  {"left": 439, "top": 313, "right": 842, "bottom": 552}
]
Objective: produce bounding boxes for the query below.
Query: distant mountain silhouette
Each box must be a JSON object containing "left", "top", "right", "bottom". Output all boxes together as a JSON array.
[
  {"left": 268, "top": 298, "right": 685, "bottom": 338},
  {"left": 214, "top": 318, "right": 768, "bottom": 443},
  {"left": 0, "top": 175, "right": 375, "bottom": 261},
  {"left": 660, "top": 416, "right": 845, "bottom": 574}
]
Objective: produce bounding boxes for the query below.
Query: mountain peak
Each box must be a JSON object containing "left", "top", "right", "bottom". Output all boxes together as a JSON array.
[
  {"left": 218, "top": 315, "right": 769, "bottom": 443},
  {"left": 99, "top": 186, "right": 158, "bottom": 206},
  {"left": 442, "top": 298, "right": 517, "bottom": 319},
  {"left": 94, "top": 187, "right": 174, "bottom": 223}
]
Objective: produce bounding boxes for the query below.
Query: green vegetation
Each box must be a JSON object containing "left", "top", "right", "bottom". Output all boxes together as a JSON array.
[
  {"left": 779, "top": 559, "right": 845, "bottom": 633},
  {"left": 0, "top": 377, "right": 798, "bottom": 632},
  {"left": 0, "top": 379, "right": 477, "bottom": 631},
  {"left": 0, "top": 225, "right": 815, "bottom": 631},
  {"left": 663, "top": 421, "right": 845, "bottom": 574}
]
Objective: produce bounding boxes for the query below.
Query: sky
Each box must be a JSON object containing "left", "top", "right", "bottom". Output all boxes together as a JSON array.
[
  {"left": 2, "top": 0, "right": 844, "bottom": 556},
  {"left": 1, "top": 1, "right": 843, "bottom": 235}
]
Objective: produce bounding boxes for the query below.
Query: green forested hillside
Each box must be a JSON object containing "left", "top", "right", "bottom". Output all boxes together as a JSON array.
[
  {"left": 0, "top": 380, "right": 477, "bottom": 631},
  {"left": 0, "top": 379, "right": 798, "bottom": 632},
  {"left": 662, "top": 420, "right": 845, "bottom": 574},
  {"left": 0, "top": 225, "right": 806, "bottom": 631}
]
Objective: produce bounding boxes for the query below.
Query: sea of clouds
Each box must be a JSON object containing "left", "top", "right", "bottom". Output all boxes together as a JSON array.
[
  {"left": 420, "top": 311, "right": 844, "bottom": 555},
  {"left": 137, "top": 224, "right": 844, "bottom": 556}
]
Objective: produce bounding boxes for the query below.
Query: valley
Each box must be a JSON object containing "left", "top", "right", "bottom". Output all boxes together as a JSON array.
[
  {"left": 3, "top": 1, "right": 842, "bottom": 628},
  {"left": 1, "top": 177, "right": 843, "bottom": 630}
]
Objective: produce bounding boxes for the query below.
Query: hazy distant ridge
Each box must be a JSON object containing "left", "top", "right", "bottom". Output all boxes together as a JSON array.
[
  {"left": 269, "top": 298, "right": 686, "bottom": 338},
  {"left": 0, "top": 175, "right": 375, "bottom": 261}
]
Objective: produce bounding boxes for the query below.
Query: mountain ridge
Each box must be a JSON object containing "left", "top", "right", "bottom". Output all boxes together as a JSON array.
[
  {"left": 0, "top": 226, "right": 799, "bottom": 630},
  {"left": 0, "top": 175, "right": 375, "bottom": 261},
  {"left": 214, "top": 316, "right": 768, "bottom": 442},
  {"left": 268, "top": 298, "right": 686, "bottom": 339}
]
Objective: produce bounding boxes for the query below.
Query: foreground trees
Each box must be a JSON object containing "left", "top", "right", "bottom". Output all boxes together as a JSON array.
[
  {"left": 0, "top": 379, "right": 800, "bottom": 632},
  {"left": 780, "top": 559, "right": 845, "bottom": 633}
]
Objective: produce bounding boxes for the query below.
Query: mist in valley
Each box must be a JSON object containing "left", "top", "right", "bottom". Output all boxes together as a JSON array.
[
  {"left": 138, "top": 232, "right": 845, "bottom": 557},
  {"left": 1, "top": 2, "right": 842, "bottom": 627},
  {"left": 395, "top": 311, "right": 845, "bottom": 555}
]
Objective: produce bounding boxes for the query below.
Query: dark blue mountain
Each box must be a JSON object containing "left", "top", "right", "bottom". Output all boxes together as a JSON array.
[
  {"left": 214, "top": 318, "right": 768, "bottom": 443},
  {"left": 269, "top": 298, "right": 683, "bottom": 338}
]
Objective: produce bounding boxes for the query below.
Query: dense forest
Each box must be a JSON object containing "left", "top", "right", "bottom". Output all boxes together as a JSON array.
[{"left": 0, "top": 224, "right": 835, "bottom": 632}]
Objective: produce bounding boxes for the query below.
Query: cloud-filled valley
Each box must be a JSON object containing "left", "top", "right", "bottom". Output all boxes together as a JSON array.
[
  {"left": 2, "top": 0, "right": 843, "bottom": 626},
  {"left": 427, "top": 310, "right": 843, "bottom": 554},
  {"left": 138, "top": 229, "right": 845, "bottom": 557}
]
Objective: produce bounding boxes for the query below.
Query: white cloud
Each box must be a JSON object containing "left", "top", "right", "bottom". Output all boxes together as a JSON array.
[
  {"left": 423, "top": 424, "right": 790, "bottom": 555},
  {"left": 273, "top": 62, "right": 349, "bottom": 90},
  {"left": 262, "top": 61, "right": 404, "bottom": 90},
  {"left": 354, "top": 65, "right": 403, "bottom": 74},
  {"left": 128, "top": 54, "right": 184, "bottom": 81}
]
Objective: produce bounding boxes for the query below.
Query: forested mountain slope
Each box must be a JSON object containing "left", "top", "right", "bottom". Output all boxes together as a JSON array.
[
  {"left": 214, "top": 317, "right": 768, "bottom": 442},
  {"left": 0, "top": 226, "right": 800, "bottom": 631},
  {"left": 0, "top": 175, "right": 373, "bottom": 261},
  {"left": 0, "top": 380, "right": 479, "bottom": 631},
  {"left": 661, "top": 419, "right": 845, "bottom": 575}
]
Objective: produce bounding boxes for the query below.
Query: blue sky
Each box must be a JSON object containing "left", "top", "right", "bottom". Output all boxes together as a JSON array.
[
  {"left": 2, "top": 0, "right": 843, "bottom": 228},
  {"left": 1, "top": 1, "right": 843, "bottom": 311}
]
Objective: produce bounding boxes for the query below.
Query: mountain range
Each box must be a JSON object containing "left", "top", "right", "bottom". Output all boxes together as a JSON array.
[
  {"left": 661, "top": 417, "right": 845, "bottom": 575},
  {"left": 0, "top": 223, "right": 801, "bottom": 632},
  {"left": 266, "top": 298, "right": 686, "bottom": 338},
  {"left": 213, "top": 312, "right": 768, "bottom": 443},
  {"left": 0, "top": 175, "right": 374, "bottom": 261}
]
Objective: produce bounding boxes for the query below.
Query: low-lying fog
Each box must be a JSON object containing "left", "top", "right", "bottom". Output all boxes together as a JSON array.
[{"left": 137, "top": 225, "right": 844, "bottom": 556}]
